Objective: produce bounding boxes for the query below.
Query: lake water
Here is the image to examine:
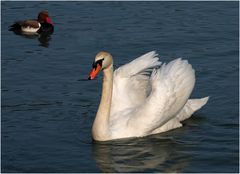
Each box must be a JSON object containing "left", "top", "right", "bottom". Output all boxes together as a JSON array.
[{"left": 1, "top": 1, "right": 239, "bottom": 173}]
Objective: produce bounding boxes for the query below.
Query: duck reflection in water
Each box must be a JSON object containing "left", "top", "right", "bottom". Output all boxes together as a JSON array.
[
  {"left": 92, "top": 131, "right": 191, "bottom": 173},
  {"left": 11, "top": 30, "right": 53, "bottom": 48}
]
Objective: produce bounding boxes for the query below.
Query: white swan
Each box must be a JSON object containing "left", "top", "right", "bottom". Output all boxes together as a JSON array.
[{"left": 88, "top": 51, "right": 209, "bottom": 141}]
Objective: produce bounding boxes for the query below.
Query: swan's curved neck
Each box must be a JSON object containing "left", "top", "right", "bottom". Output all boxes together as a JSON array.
[{"left": 92, "top": 65, "right": 113, "bottom": 141}]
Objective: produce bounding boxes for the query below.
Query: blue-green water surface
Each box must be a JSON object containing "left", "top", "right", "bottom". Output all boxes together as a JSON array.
[{"left": 1, "top": 1, "right": 239, "bottom": 172}]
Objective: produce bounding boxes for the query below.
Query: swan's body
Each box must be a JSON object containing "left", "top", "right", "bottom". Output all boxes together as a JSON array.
[{"left": 89, "top": 51, "right": 209, "bottom": 141}]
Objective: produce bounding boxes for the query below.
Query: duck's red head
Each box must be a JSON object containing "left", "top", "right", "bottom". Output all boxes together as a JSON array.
[{"left": 38, "top": 10, "right": 53, "bottom": 24}]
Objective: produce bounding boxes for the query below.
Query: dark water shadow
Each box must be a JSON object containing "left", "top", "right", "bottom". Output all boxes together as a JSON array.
[
  {"left": 92, "top": 133, "right": 191, "bottom": 173},
  {"left": 9, "top": 30, "right": 52, "bottom": 48}
]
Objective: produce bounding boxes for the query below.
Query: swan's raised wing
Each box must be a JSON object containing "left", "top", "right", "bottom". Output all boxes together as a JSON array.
[
  {"left": 127, "top": 58, "right": 196, "bottom": 135},
  {"left": 110, "top": 51, "right": 161, "bottom": 117}
]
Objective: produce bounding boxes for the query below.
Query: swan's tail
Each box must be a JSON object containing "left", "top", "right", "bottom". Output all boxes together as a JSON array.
[
  {"left": 151, "top": 96, "right": 209, "bottom": 135},
  {"left": 176, "top": 96, "right": 209, "bottom": 122}
]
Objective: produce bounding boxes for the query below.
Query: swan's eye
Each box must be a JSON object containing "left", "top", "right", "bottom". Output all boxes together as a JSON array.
[{"left": 92, "top": 58, "right": 104, "bottom": 70}]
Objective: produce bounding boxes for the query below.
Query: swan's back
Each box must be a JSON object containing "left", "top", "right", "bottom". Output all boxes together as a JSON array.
[
  {"left": 109, "top": 51, "right": 208, "bottom": 140},
  {"left": 127, "top": 58, "right": 195, "bottom": 135}
]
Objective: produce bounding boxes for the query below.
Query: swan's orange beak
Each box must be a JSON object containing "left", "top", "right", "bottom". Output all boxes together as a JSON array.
[{"left": 88, "top": 64, "right": 101, "bottom": 80}]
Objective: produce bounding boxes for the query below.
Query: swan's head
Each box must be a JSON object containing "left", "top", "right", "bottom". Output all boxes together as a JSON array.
[{"left": 88, "top": 51, "right": 113, "bottom": 80}]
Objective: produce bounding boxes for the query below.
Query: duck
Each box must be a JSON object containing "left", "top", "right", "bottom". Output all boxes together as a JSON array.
[
  {"left": 9, "top": 10, "right": 54, "bottom": 34},
  {"left": 88, "top": 51, "right": 209, "bottom": 141}
]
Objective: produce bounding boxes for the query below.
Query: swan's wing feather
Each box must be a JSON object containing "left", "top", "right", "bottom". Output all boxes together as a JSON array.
[
  {"left": 115, "top": 51, "right": 161, "bottom": 77},
  {"left": 111, "top": 51, "right": 161, "bottom": 117},
  {"left": 127, "top": 58, "right": 196, "bottom": 135}
]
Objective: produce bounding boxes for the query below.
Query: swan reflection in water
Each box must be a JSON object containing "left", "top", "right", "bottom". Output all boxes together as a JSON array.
[
  {"left": 9, "top": 29, "right": 53, "bottom": 48},
  {"left": 92, "top": 130, "right": 191, "bottom": 173}
]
